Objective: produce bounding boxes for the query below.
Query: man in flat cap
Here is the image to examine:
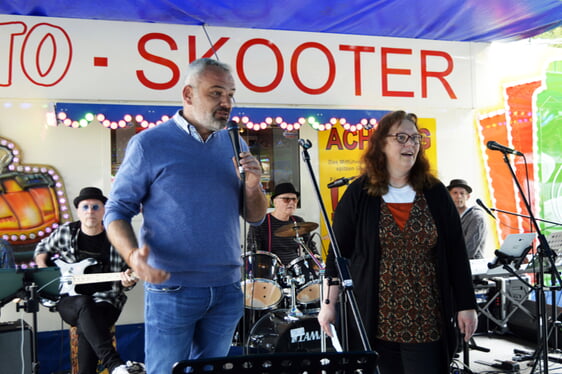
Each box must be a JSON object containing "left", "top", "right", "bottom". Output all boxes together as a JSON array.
[
  {"left": 35, "top": 187, "right": 144, "bottom": 374},
  {"left": 447, "top": 179, "right": 488, "bottom": 259}
]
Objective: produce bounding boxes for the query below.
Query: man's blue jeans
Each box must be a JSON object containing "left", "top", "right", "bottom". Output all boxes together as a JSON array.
[{"left": 144, "top": 281, "right": 243, "bottom": 374}]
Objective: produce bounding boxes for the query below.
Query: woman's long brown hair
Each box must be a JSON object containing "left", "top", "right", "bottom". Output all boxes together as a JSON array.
[{"left": 361, "top": 110, "right": 438, "bottom": 196}]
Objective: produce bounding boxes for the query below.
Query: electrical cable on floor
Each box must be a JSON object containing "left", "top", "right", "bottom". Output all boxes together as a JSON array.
[
  {"left": 20, "top": 308, "right": 25, "bottom": 374},
  {"left": 58, "top": 316, "right": 65, "bottom": 373},
  {"left": 475, "top": 359, "right": 520, "bottom": 373}
]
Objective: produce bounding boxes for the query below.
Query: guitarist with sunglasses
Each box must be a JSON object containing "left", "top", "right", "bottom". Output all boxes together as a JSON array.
[{"left": 34, "top": 187, "right": 144, "bottom": 374}]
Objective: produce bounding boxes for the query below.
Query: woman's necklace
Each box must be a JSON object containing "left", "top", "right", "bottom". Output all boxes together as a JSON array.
[{"left": 389, "top": 182, "right": 408, "bottom": 188}]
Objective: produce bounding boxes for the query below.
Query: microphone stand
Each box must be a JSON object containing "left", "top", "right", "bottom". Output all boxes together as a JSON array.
[
  {"left": 490, "top": 208, "right": 562, "bottom": 227},
  {"left": 230, "top": 129, "right": 250, "bottom": 355},
  {"left": 496, "top": 151, "right": 561, "bottom": 373},
  {"left": 239, "top": 168, "right": 253, "bottom": 355},
  {"left": 15, "top": 270, "right": 43, "bottom": 374},
  {"left": 298, "top": 140, "right": 375, "bottom": 362}
]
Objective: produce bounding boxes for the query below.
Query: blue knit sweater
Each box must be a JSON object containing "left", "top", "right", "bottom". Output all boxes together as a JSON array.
[{"left": 104, "top": 113, "right": 249, "bottom": 287}]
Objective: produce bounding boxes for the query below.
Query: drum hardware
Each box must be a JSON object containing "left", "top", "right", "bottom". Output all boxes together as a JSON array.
[
  {"left": 286, "top": 275, "right": 304, "bottom": 318},
  {"left": 293, "top": 235, "right": 323, "bottom": 270}
]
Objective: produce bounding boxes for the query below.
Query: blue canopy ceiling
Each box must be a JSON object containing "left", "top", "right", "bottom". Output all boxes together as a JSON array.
[{"left": 1, "top": 0, "right": 561, "bottom": 42}]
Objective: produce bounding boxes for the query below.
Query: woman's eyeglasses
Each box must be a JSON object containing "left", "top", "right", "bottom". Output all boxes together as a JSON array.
[
  {"left": 387, "top": 133, "right": 423, "bottom": 145},
  {"left": 80, "top": 204, "right": 101, "bottom": 211}
]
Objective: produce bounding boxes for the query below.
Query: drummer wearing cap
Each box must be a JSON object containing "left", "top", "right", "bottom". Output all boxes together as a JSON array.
[
  {"left": 247, "top": 182, "right": 318, "bottom": 266},
  {"left": 447, "top": 179, "right": 488, "bottom": 259}
]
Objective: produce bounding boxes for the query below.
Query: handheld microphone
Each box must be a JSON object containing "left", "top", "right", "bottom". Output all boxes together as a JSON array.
[
  {"left": 486, "top": 141, "right": 523, "bottom": 156},
  {"left": 476, "top": 198, "right": 496, "bottom": 219},
  {"left": 327, "top": 176, "right": 357, "bottom": 189},
  {"left": 227, "top": 120, "right": 244, "bottom": 175}
]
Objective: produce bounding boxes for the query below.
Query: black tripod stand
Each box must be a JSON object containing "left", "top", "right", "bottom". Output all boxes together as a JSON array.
[
  {"left": 16, "top": 277, "right": 41, "bottom": 374},
  {"left": 494, "top": 150, "right": 562, "bottom": 373}
]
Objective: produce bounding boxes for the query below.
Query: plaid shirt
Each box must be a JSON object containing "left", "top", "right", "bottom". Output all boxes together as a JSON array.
[{"left": 34, "top": 221, "right": 129, "bottom": 311}]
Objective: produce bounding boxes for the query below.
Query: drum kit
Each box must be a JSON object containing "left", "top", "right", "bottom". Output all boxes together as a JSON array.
[{"left": 239, "top": 221, "right": 333, "bottom": 353}]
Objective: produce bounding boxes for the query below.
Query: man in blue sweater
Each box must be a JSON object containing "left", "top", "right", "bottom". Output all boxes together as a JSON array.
[{"left": 104, "top": 58, "right": 268, "bottom": 374}]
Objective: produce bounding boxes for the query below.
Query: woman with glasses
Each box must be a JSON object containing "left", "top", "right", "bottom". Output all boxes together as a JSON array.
[{"left": 318, "top": 111, "right": 477, "bottom": 373}]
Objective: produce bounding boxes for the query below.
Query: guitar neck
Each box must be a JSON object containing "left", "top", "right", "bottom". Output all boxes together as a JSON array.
[{"left": 71, "top": 272, "right": 122, "bottom": 285}]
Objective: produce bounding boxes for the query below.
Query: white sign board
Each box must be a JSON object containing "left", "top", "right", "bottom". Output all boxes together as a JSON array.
[{"left": 0, "top": 15, "right": 474, "bottom": 108}]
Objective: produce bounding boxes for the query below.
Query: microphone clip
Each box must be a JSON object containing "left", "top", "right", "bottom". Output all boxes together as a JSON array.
[
  {"left": 487, "top": 250, "right": 512, "bottom": 269},
  {"left": 487, "top": 249, "right": 527, "bottom": 270},
  {"left": 298, "top": 139, "right": 312, "bottom": 150},
  {"left": 327, "top": 176, "right": 357, "bottom": 189}
]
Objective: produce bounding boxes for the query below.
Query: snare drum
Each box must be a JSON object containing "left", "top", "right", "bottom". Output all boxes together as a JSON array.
[
  {"left": 247, "top": 308, "right": 333, "bottom": 353},
  {"left": 286, "top": 255, "right": 321, "bottom": 304},
  {"left": 241, "top": 251, "right": 283, "bottom": 310}
]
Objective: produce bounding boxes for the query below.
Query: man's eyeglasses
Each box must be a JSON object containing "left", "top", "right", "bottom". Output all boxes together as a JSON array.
[
  {"left": 278, "top": 197, "right": 298, "bottom": 203},
  {"left": 80, "top": 204, "right": 101, "bottom": 211},
  {"left": 387, "top": 133, "right": 423, "bottom": 145}
]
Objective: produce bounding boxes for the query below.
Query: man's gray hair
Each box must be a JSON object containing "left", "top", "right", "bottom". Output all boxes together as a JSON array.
[{"left": 183, "top": 58, "right": 232, "bottom": 86}]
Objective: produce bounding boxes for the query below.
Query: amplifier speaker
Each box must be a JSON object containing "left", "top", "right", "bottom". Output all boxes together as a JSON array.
[
  {"left": 507, "top": 300, "right": 562, "bottom": 349},
  {"left": 0, "top": 319, "right": 32, "bottom": 374}
]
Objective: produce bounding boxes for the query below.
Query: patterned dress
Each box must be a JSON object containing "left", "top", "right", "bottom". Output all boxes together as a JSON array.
[{"left": 377, "top": 193, "right": 442, "bottom": 343}]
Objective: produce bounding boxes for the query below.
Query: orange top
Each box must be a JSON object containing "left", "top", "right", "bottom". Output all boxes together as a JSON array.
[{"left": 385, "top": 202, "right": 413, "bottom": 230}]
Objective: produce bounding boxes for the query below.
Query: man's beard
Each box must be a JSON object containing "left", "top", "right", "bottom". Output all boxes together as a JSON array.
[{"left": 192, "top": 108, "right": 227, "bottom": 132}]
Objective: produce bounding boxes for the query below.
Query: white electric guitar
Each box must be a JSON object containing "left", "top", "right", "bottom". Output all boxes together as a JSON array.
[{"left": 55, "top": 258, "right": 136, "bottom": 297}]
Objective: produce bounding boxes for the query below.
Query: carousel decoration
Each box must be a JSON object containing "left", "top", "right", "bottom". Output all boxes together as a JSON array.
[{"left": 0, "top": 136, "right": 71, "bottom": 264}]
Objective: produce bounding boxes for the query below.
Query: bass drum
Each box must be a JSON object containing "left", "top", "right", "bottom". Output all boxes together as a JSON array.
[{"left": 247, "top": 309, "right": 333, "bottom": 354}]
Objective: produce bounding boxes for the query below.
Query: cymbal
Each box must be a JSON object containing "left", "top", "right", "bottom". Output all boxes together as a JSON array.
[{"left": 275, "top": 222, "right": 319, "bottom": 237}]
